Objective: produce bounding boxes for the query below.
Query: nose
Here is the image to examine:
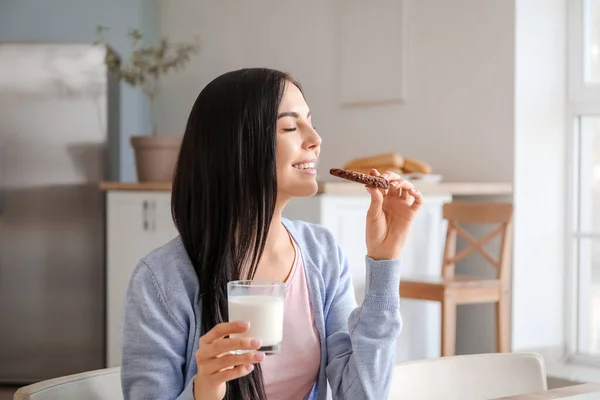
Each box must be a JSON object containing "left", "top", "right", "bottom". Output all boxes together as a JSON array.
[{"left": 304, "top": 125, "right": 322, "bottom": 150}]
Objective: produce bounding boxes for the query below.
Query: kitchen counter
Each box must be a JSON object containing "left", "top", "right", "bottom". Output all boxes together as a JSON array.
[{"left": 99, "top": 181, "right": 512, "bottom": 196}]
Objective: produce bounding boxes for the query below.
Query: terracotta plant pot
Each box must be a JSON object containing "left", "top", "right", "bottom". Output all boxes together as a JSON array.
[{"left": 131, "top": 135, "right": 181, "bottom": 182}]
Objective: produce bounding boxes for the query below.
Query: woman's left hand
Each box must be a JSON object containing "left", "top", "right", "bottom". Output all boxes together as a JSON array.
[{"left": 365, "top": 169, "right": 423, "bottom": 261}]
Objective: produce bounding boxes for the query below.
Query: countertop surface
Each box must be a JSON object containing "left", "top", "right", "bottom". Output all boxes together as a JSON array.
[{"left": 100, "top": 180, "right": 512, "bottom": 196}]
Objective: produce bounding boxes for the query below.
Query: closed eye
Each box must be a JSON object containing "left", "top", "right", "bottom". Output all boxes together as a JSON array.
[{"left": 283, "top": 127, "right": 297, "bottom": 132}]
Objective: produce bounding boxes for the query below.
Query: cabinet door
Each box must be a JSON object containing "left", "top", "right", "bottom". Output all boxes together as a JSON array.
[
  {"left": 105, "top": 192, "right": 160, "bottom": 366},
  {"left": 106, "top": 191, "right": 179, "bottom": 367}
]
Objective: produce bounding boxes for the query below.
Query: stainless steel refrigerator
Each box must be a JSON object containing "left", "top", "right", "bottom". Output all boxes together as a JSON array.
[{"left": 0, "top": 42, "right": 120, "bottom": 383}]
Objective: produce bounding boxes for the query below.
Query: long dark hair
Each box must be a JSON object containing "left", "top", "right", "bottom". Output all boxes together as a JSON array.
[{"left": 171, "top": 68, "right": 298, "bottom": 399}]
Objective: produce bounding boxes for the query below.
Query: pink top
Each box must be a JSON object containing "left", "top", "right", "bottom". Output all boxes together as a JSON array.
[{"left": 261, "top": 240, "right": 321, "bottom": 399}]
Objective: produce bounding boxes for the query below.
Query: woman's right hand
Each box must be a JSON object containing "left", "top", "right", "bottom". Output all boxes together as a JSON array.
[{"left": 193, "top": 321, "right": 265, "bottom": 400}]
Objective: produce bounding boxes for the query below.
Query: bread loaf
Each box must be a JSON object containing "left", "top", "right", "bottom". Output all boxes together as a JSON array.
[
  {"left": 343, "top": 153, "right": 404, "bottom": 170},
  {"left": 342, "top": 153, "right": 432, "bottom": 175},
  {"left": 402, "top": 157, "right": 432, "bottom": 174},
  {"left": 341, "top": 165, "right": 402, "bottom": 175}
]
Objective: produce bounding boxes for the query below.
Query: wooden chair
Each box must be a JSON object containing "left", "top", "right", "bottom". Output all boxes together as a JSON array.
[{"left": 400, "top": 201, "right": 514, "bottom": 357}]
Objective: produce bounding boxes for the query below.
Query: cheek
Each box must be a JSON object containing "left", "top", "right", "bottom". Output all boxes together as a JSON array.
[
  {"left": 276, "top": 164, "right": 294, "bottom": 195},
  {"left": 275, "top": 140, "right": 292, "bottom": 180},
  {"left": 275, "top": 138, "right": 294, "bottom": 167}
]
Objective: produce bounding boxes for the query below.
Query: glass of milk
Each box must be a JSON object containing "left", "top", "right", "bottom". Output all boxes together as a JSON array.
[{"left": 227, "top": 280, "right": 285, "bottom": 354}]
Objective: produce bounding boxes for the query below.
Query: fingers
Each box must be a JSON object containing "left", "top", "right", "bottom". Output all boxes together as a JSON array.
[
  {"left": 203, "top": 337, "right": 262, "bottom": 359},
  {"left": 195, "top": 321, "right": 266, "bottom": 391},
  {"left": 408, "top": 188, "right": 423, "bottom": 211},
  {"left": 205, "top": 351, "right": 265, "bottom": 375},
  {"left": 366, "top": 185, "right": 384, "bottom": 220},
  {"left": 387, "top": 177, "right": 414, "bottom": 198},
  {"left": 380, "top": 170, "right": 402, "bottom": 181},
  {"left": 200, "top": 321, "right": 249, "bottom": 345},
  {"left": 210, "top": 364, "right": 255, "bottom": 385},
  {"left": 369, "top": 168, "right": 422, "bottom": 211},
  {"left": 366, "top": 169, "right": 385, "bottom": 220},
  {"left": 371, "top": 169, "right": 413, "bottom": 193},
  {"left": 400, "top": 189, "right": 409, "bottom": 201}
]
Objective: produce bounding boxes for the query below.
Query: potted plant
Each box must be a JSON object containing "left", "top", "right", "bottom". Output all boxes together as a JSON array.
[{"left": 96, "top": 26, "right": 198, "bottom": 182}]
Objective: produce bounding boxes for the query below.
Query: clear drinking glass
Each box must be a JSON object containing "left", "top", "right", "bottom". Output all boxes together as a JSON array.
[{"left": 227, "top": 280, "right": 285, "bottom": 354}]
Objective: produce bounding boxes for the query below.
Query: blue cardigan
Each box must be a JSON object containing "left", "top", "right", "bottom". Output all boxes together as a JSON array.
[{"left": 120, "top": 218, "right": 402, "bottom": 399}]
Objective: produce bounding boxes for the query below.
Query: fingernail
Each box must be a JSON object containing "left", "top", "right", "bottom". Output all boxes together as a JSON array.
[
  {"left": 365, "top": 186, "right": 372, "bottom": 193},
  {"left": 246, "top": 364, "right": 254, "bottom": 372},
  {"left": 250, "top": 339, "right": 262, "bottom": 348},
  {"left": 253, "top": 352, "right": 265, "bottom": 361},
  {"left": 238, "top": 321, "right": 249, "bottom": 329},
  {"left": 382, "top": 173, "right": 389, "bottom": 178}
]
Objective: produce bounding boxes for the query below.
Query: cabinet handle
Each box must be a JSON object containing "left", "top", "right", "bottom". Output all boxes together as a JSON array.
[
  {"left": 150, "top": 200, "right": 156, "bottom": 231},
  {"left": 142, "top": 199, "right": 157, "bottom": 232},
  {"left": 143, "top": 200, "right": 149, "bottom": 231}
]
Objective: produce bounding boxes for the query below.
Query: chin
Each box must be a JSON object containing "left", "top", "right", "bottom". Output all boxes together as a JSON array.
[{"left": 280, "top": 181, "right": 319, "bottom": 199}]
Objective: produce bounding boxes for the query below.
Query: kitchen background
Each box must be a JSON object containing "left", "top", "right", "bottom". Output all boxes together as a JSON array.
[{"left": 1, "top": 0, "right": 595, "bottom": 397}]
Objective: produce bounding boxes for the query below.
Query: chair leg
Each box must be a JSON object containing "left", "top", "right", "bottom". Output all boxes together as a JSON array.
[
  {"left": 496, "top": 290, "right": 511, "bottom": 352},
  {"left": 441, "top": 298, "right": 457, "bottom": 356}
]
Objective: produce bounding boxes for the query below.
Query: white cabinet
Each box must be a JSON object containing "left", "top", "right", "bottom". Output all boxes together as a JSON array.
[
  {"left": 105, "top": 191, "right": 177, "bottom": 367},
  {"left": 105, "top": 190, "right": 451, "bottom": 367}
]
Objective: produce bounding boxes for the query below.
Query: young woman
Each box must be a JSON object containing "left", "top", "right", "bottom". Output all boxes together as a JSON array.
[{"left": 120, "top": 68, "right": 422, "bottom": 400}]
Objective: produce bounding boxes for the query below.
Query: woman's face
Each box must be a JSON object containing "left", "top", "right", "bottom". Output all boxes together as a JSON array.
[{"left": 275, "top": 82, "right": 322, "bottom": 202}]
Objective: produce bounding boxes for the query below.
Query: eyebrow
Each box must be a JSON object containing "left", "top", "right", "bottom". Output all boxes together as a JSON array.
[{"left": 277, "top": 110, "right": 311, "bottom": 120}]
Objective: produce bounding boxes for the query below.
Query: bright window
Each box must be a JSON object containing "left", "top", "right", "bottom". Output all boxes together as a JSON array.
[
  {"left": 569, "top": 0, "right": 600, "bottom": 362},
  {"left": 572, "top": 116, "right": 600, "bottom": 357},
  {"left": 584, "top": 0, "right": 600, "bottom": 84}
]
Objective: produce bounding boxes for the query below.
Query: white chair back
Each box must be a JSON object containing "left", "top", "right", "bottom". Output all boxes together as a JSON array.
[
  {"left": 13, "top": 367, "right": 122, "bottom": 400},
  {"left": 389, "top": 352, "right": 547, "bottom": 400}
]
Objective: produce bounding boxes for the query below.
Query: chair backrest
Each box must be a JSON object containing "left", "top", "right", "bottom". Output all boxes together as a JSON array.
[
  {"left": 13, "top": 367, "right": 122, "bottom": 400},
  {"left": 388, "top": 352, "right": 546, "bottom": 400},
  {"left": 441, "top": 201, "right": 514, "bottom": 282}
]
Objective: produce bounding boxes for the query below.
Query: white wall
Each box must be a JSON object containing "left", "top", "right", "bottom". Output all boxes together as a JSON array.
[
  {"left": 513, "top": 0, "right": 566, "bottom": 350},
  {"left": 156, "top": 0, "right": 514, "bottom": 183}
]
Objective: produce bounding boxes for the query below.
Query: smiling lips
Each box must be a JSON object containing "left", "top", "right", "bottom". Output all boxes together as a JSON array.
[
  {"left": 292, "top": 160, "right": 317, "bottom": 174},
  {"left": 293, "top": 162, "right": 315, "bottom": 170}
]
